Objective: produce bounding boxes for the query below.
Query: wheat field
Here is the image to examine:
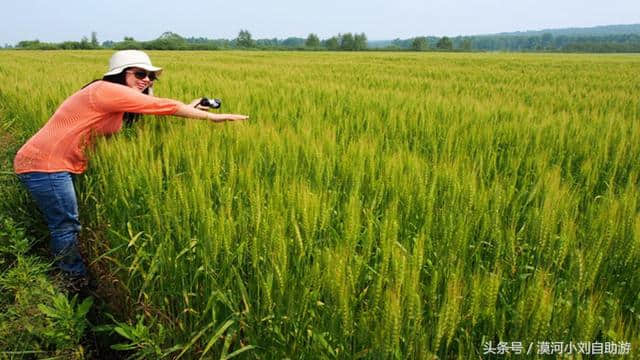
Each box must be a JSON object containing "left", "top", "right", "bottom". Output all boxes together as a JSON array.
[{"left": 1, "top": 50, "right": 639, "bottom": 358}]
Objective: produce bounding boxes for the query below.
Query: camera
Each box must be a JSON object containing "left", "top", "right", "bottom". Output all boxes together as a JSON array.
[{"left": 199, "top": 97, "right": 222, "bottom": 109}]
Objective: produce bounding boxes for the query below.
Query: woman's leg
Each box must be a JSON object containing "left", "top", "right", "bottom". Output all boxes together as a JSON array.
[{"left": 18, "top": 172, "right": 87, "bottom": 277}]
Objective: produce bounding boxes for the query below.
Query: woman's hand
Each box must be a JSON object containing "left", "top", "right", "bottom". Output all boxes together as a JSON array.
[
  {"left": 209, "top": 114, "right": 249, "bottom": 122},
  {"left": 174, "top": 104, "right": 249, "bottom": 123}
]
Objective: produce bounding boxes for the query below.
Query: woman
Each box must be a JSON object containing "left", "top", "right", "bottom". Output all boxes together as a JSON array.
[{"left": 13, "top": 50, "right": 248, "bottom": 287}]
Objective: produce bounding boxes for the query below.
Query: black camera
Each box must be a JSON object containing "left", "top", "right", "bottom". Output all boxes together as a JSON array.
[{"left": 199, "top": 97, "right": 222, "bottom": 109}]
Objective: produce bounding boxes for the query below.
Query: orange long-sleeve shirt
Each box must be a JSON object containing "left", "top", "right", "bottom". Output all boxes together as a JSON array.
[{"left": 14, "top": 81, "right": 181, "bottom": 174}]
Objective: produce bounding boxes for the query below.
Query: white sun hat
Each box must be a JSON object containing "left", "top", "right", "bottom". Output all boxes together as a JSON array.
[{"left": 104, "top": 50, "right": 162, "bottom": 76}]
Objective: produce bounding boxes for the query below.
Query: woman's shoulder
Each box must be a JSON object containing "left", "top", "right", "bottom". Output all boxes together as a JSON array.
[
  {"left": 89, "top": 80, "right": 140, "bottom": 98},
  {"left": 89, "top": 80, "right": 125, "bottom": 91},
  {"left": 83, "top": 81, "right": 136, "bottom": 112}
]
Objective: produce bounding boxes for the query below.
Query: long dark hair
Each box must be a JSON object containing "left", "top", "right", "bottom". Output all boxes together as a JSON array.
[{"left": 82, "top": 67, "right": 151, "bottom": 126}]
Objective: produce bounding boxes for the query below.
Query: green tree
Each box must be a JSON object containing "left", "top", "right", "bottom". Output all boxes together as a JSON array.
[
  {"left": 340, "top": 33, "right": 355, "bottom": 50},
  {"left": 17, "top": 40, "right": 41, "bottom": 49},
  {"left": 147, "top": 31, "right": 187, "bottom": 50},
  {"left": 411, "top": 36, "right": 428, "bottom": 51},
  {"left": 354, "top": 33, "right": 367, "bottom": 50},
  {"left": 436, "top": 36, "right": 453, "bottom": 50},
  {"left": 541, "top": 33, "right": 553, "bottom": 49},
  {"left": 281, "top": 37, "right": 304, "bottom": 48},
  {"left": 115, "top": 36, "right": 142, "bottom": 50},
  {"left": 236, "top": 29, "right": 255, "bottom": 48},
  {"left": 256, "top": 38, "right": 279, "bottom": 48},
  {"left": 80, "top": 36, "right": 90, "bottom": 49},
  {"left": 59, "top": 41, "right": 81, "bottom": 50},
  {"left": 461, "top": 38, "right": 472, "bottom": 51},
  {"left": 305, "top": 33, "right": 320, "bottom": 48},
  {"left": 324, "top": 36, "right": 339, "bottom": 50},
  {"left": 91, "top": 32, "right": 99, "bottom": 48},
  {"left": 527, "top": 36, "right": 539, "bottom": 50}
]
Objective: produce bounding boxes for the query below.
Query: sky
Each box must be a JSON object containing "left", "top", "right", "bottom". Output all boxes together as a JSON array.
[{"left": 1, "top": 0, "right": 639, "bottom": 45}]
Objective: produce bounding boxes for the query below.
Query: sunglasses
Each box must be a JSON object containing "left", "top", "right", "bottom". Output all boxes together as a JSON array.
[{"left": 127, "top": 70, "right": 158, "bottom": 81}]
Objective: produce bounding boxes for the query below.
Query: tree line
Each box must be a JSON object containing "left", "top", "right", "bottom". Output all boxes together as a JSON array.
[
  {"left": 6, "top": 30, "right": 640, "bottom": 53},
  {"left": 378, "top": 33, "right": 640, "bottom": 52},
  {"left": 8, "top": 31, "right": 368, "bottom": 51}
]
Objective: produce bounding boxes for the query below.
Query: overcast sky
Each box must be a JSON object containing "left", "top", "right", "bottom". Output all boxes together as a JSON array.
[{"left": 1, "top": 0, "right": 638, "bottom": 45}]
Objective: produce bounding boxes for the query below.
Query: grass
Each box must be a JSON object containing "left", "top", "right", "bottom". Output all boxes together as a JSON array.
[{"left": 1, "top": 50, "right": 639, "bottom": 358}]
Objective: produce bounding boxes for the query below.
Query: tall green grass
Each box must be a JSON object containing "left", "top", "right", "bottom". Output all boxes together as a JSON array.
[{"left": 1, "top": 50, "right": 639, "bottom": 358}]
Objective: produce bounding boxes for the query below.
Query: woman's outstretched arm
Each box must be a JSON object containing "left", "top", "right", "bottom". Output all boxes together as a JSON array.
[
  {"left": 174, "top": 100, "right": 249, "bottom": 123},
  {"left": 92, "top": 82, "right": 249, "bottom": 122}
]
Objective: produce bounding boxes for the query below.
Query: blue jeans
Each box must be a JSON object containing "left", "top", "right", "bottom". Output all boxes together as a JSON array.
[{"left": 18, "top": 172, "right": 87, "bottom": 276}]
